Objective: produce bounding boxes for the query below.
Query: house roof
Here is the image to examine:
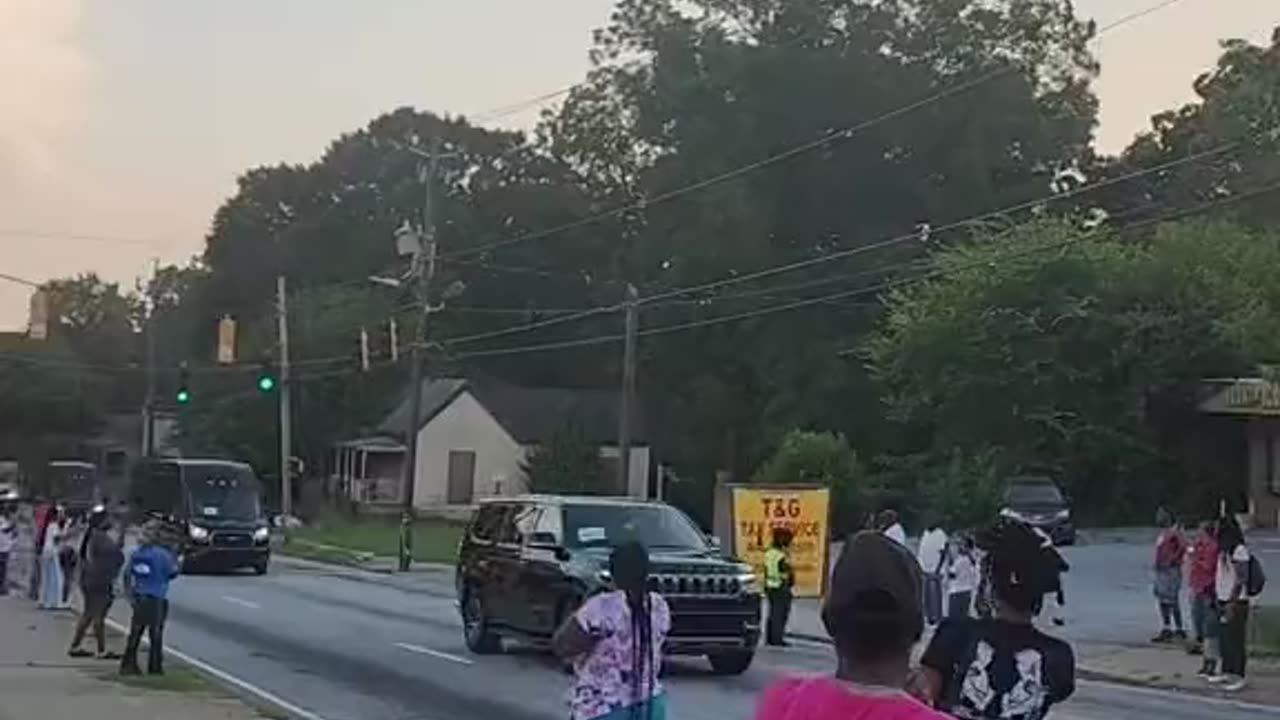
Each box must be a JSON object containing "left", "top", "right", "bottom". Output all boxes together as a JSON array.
[{"left": 377, "top": 378, "right": 646, "bottom": 446}]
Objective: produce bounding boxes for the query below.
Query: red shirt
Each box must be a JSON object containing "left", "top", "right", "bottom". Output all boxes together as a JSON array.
[
  {"left": 1187, "top": 530, "right": 1218, "bottom": 594},
  {"left": 1155, "top": 528, "right": 1186, "bottom": 569},
  {"left": 756, "top": 677, "right": 947, "bottom": 720}
]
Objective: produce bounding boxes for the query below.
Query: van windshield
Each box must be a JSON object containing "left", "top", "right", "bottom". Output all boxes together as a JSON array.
[{"left": 184, "top": 465, "right": 261, "bottom": 521}]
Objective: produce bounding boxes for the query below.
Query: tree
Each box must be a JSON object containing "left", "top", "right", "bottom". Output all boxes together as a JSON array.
[
  {"left": 1104, "top": 27, "right": 1280, "bottom": 226},
  {"left": 865, "top": 217, "right": 1280, "bottom": 522},
  {"left": 522, "top": 424, "right": 607, "bottom": 495},
  {"left": 752, "top": 429, "right": 864, "bottom": 534},
  {"left": 539, "top": 0, "right": 1103, "bottom": 483}
]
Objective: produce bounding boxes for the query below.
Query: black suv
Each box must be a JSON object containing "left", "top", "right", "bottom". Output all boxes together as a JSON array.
[
  {"left": 456, "top": 495, "right": 762, "bottom": 674},
  {"left": 1001, "top": 475, "right": 1076, "bottom": 546}
]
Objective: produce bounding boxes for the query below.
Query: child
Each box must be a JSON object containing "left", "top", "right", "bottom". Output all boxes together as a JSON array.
[
  {"left": 1152, "top": 508, "right": 1187, "bottom": 642},
  {"left": 38, "top": 512, "right": 65, "bottom": 610},
  {"left": 1185, "top": 517, "right": 1219, "bottom": 675},
  {"left": 946, "top": 536, "right": 979, "bottom": 619}
]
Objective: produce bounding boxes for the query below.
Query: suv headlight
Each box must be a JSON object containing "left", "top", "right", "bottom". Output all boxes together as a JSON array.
[
  {"left": 1054, "top": 509, "right": 1071, "bottom": 520},
  {"left": 253, "top": 527, "right": 270, "bottom": 542},
  {"left": 189, "top": 525, "right": 210, "bottom": 541},
  {"left": 734, "top": 564, "right": 759, "bottom": 594}
]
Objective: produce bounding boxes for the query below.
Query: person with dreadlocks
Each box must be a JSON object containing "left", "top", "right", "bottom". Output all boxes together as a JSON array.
[
  {"left": 909, "top": 517, "right": 1075, "bottom": 719},
  {"left": 553, "top": 540, "right": 671, "bottom": 720}
]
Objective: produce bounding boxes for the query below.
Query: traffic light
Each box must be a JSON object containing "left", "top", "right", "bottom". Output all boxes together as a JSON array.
[
  {"left": 257, "top": 356, "right": 277, "bottom": 393},
  {"left": 176, "top": 363, "right": 191, "bottom": 404}
]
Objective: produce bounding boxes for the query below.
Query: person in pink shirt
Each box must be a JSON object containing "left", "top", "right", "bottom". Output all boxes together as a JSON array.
[{"left": 755, "top": 531, "right": 949, "bottom": 720}]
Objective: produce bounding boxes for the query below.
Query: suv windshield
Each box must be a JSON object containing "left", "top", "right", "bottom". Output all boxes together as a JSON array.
[
  {"left": 563, "top": 504, "right": 707, "bottom": 550},
  {"left": 185, "top": 465, "right": 262, "bottom": 521},
  {"left": 1006, "top": 482, "right": 1065, "bottom": 506}
]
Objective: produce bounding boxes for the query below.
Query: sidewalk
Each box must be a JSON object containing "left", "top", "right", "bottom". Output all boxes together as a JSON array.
[
  {"left": 786, "top": 597, "right": 1280, "bottom": 705},
  {"left": 0, "top": 595, "right": 272, "bottom": 719}
]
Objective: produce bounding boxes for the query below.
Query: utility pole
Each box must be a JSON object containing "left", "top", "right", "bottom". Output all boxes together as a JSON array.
[
  {"left": 277, "top": 275, "right": 293, "bottom": 519},
  {"left": 616, "top": 284, "right": 639, "bottom": 496},
  {"left": 399, "top": 135, "right": 442, "bottom": 572},
  {"left": 143, "top": 258, "right": 159, "bottom": 456}
]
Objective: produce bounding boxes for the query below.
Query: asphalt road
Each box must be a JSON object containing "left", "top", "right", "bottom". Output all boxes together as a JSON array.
[{"left": 95, "top": 556, "right": 1280, "bottom": 720}]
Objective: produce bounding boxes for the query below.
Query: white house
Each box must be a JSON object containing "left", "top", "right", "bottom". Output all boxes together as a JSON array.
[{"left": 332, "top": 378, "right": 650, "bottom": 512}]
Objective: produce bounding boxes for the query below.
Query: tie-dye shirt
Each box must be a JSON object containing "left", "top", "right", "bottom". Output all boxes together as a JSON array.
[{"left": 570, "top": 590, "right": 671, "bottom": 720}]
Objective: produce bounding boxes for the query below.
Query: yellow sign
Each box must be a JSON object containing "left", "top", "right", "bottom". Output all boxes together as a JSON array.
[{"left": 731, "top": 486, "right": 830, "bottom": 598}]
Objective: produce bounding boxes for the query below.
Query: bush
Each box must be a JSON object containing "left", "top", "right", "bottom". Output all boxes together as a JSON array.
[{"left": 753, "top": 429, "right": 865, "bottom": 535}]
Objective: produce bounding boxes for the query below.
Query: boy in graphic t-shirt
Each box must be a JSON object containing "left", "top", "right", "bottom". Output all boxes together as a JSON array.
[{"left": 910, "top": 518, "right": 1075, "bottom": 719}]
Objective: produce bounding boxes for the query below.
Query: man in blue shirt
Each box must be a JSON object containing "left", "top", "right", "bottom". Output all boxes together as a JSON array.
[{"left": 120, "top": 523, "right": 179, "bottom": 675}]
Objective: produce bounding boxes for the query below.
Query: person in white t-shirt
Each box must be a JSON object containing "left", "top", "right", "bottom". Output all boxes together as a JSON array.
[
  {"left": 946, "top": 535, "right": 979, "bottom": 619},
  {"left": 916, "top": 521, "right": 949, "bottom": 626},
  {"left": 1213, "top": 516, "right": 1252, "bottom": 691}
]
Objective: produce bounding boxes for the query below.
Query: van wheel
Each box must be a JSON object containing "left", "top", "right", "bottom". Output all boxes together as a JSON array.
[
  {"left": 708, "top": 650, "right": 754, "bottom": 675},
  {"left": 462, "top": 590, "right": 502, "bottom": 654}
]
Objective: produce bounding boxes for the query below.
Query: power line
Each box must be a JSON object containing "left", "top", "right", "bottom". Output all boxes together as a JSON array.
[
  {"left": 0, "top": 272, "right": 41, "bottom": 288},
  {"left": 447, "top": 177, "right": 1280, "bottom": 360},
  {"left": 431, "top": 135, "right": 1244, "bottom": 350},
  {"left": 438, "top": 0, "right": 1194, "bottom": 263}
]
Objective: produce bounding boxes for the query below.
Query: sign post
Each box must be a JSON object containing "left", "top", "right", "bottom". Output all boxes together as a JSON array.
[{"left": 730, "top": 485, "right": 831, "bottom": 598}]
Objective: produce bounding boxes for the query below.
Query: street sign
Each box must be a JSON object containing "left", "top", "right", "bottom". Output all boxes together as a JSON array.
[
  {"left": 217, "top": 316, "right": 237, "bottom": 364},
  {"left": 730, "top": 486, "right": 831, "bottom": 598}
]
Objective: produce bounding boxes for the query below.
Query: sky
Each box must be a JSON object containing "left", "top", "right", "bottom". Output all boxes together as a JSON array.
[{"left": 0, "top": 0, "right": 1275, "bottom": 329}]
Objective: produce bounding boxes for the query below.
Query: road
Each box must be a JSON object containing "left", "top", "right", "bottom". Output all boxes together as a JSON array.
[{"left": 102, "top": 556, "right": 1279, "bottom": 720}]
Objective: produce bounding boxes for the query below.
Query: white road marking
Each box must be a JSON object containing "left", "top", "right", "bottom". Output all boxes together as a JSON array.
[
  {"left": 220, "top": 594, "right": 260, "bottom": 610},
  {"left": 104, "top": 618, "right": 331, "bottom": 720},
  {"left": 394, "top": 641, "right": 474, "bottom": 665}
]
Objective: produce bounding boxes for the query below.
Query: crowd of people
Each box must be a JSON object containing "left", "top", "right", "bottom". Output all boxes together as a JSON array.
[
  {"left": 0, "top": 501, "right": 181, "bottom": 676},
  {"left": 1149, "top": 507, "right": 1263, "bottom": 692},
  {"left": 550, "top": 513, "right": 1077, "bottom": 720}
]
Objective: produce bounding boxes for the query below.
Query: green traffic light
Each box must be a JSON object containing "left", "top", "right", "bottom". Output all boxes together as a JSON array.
[
  {"left": 258, "top": 376, "right": 276, "bottom": 392},
  {"left": 176, "top": 389, "right": 191, "bottom": 404}
]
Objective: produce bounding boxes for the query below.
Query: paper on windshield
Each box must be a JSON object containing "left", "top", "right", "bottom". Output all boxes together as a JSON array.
[
  {"left": 577, "top": 526, "right": 606, "bottom": 543},
  {"left": 201, "top": 506, "right": 220, "bottom": 517}
]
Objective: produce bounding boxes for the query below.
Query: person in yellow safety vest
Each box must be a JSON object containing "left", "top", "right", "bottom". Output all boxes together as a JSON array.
[{"left": 764, "top": 526, "right": 796, "bottom": 646}]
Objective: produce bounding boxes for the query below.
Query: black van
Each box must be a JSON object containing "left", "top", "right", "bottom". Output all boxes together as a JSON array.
[
  {"left": 47, "top": 460, "right": 103, "bottom": 514},
  {"left": 130, "top": 458, "right": 271, "bottom": 574}
]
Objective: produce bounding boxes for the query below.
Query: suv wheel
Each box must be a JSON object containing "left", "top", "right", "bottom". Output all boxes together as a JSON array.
[
  {"left": 708, "top": 650, "right": 754, "bottom": 675},
  {"left": 462, "top": 590, "right": 502, "bottom": 654}
]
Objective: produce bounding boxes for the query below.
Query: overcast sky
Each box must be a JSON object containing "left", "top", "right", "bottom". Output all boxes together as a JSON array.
[{"left": 0, "top": 0, "right": 1274, "bottom": 328}]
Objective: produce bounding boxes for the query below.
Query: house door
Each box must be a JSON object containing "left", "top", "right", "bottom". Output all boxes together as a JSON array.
[{"left": 447, "top": 450, "right": 476, "bottom": 504}]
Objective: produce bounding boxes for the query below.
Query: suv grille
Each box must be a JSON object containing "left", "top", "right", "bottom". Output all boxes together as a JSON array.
[{"left": 648, "top": 571, "right": 741, "bottom": 597}]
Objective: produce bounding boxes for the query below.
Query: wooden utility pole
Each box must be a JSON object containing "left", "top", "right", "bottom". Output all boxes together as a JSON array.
[
  {"left": 398, "top": 135, "right": 442, "bottom": 572},
  {"left": 277, "top": 275, "right": 293, "bottom": 519},
  {"left": 616, "top": 283, "right": 639, "bottom": 496}
]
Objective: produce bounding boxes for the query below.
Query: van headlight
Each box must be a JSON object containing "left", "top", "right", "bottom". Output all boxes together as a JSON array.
[
  {"left": 253, "top": 527, "right": 270, "bottom": 542},
  {"left": 189, "top": 525, "right": 210, "bottom": 541}
]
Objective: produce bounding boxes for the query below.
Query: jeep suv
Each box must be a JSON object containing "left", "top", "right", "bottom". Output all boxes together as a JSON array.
[{"left": 455, "top": 495, "right": 762, "bottom": 674}]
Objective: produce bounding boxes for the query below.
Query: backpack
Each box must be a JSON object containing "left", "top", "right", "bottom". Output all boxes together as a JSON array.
[{"left": 1247, "top": 554, "right": 1267, "bottom": 597}]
